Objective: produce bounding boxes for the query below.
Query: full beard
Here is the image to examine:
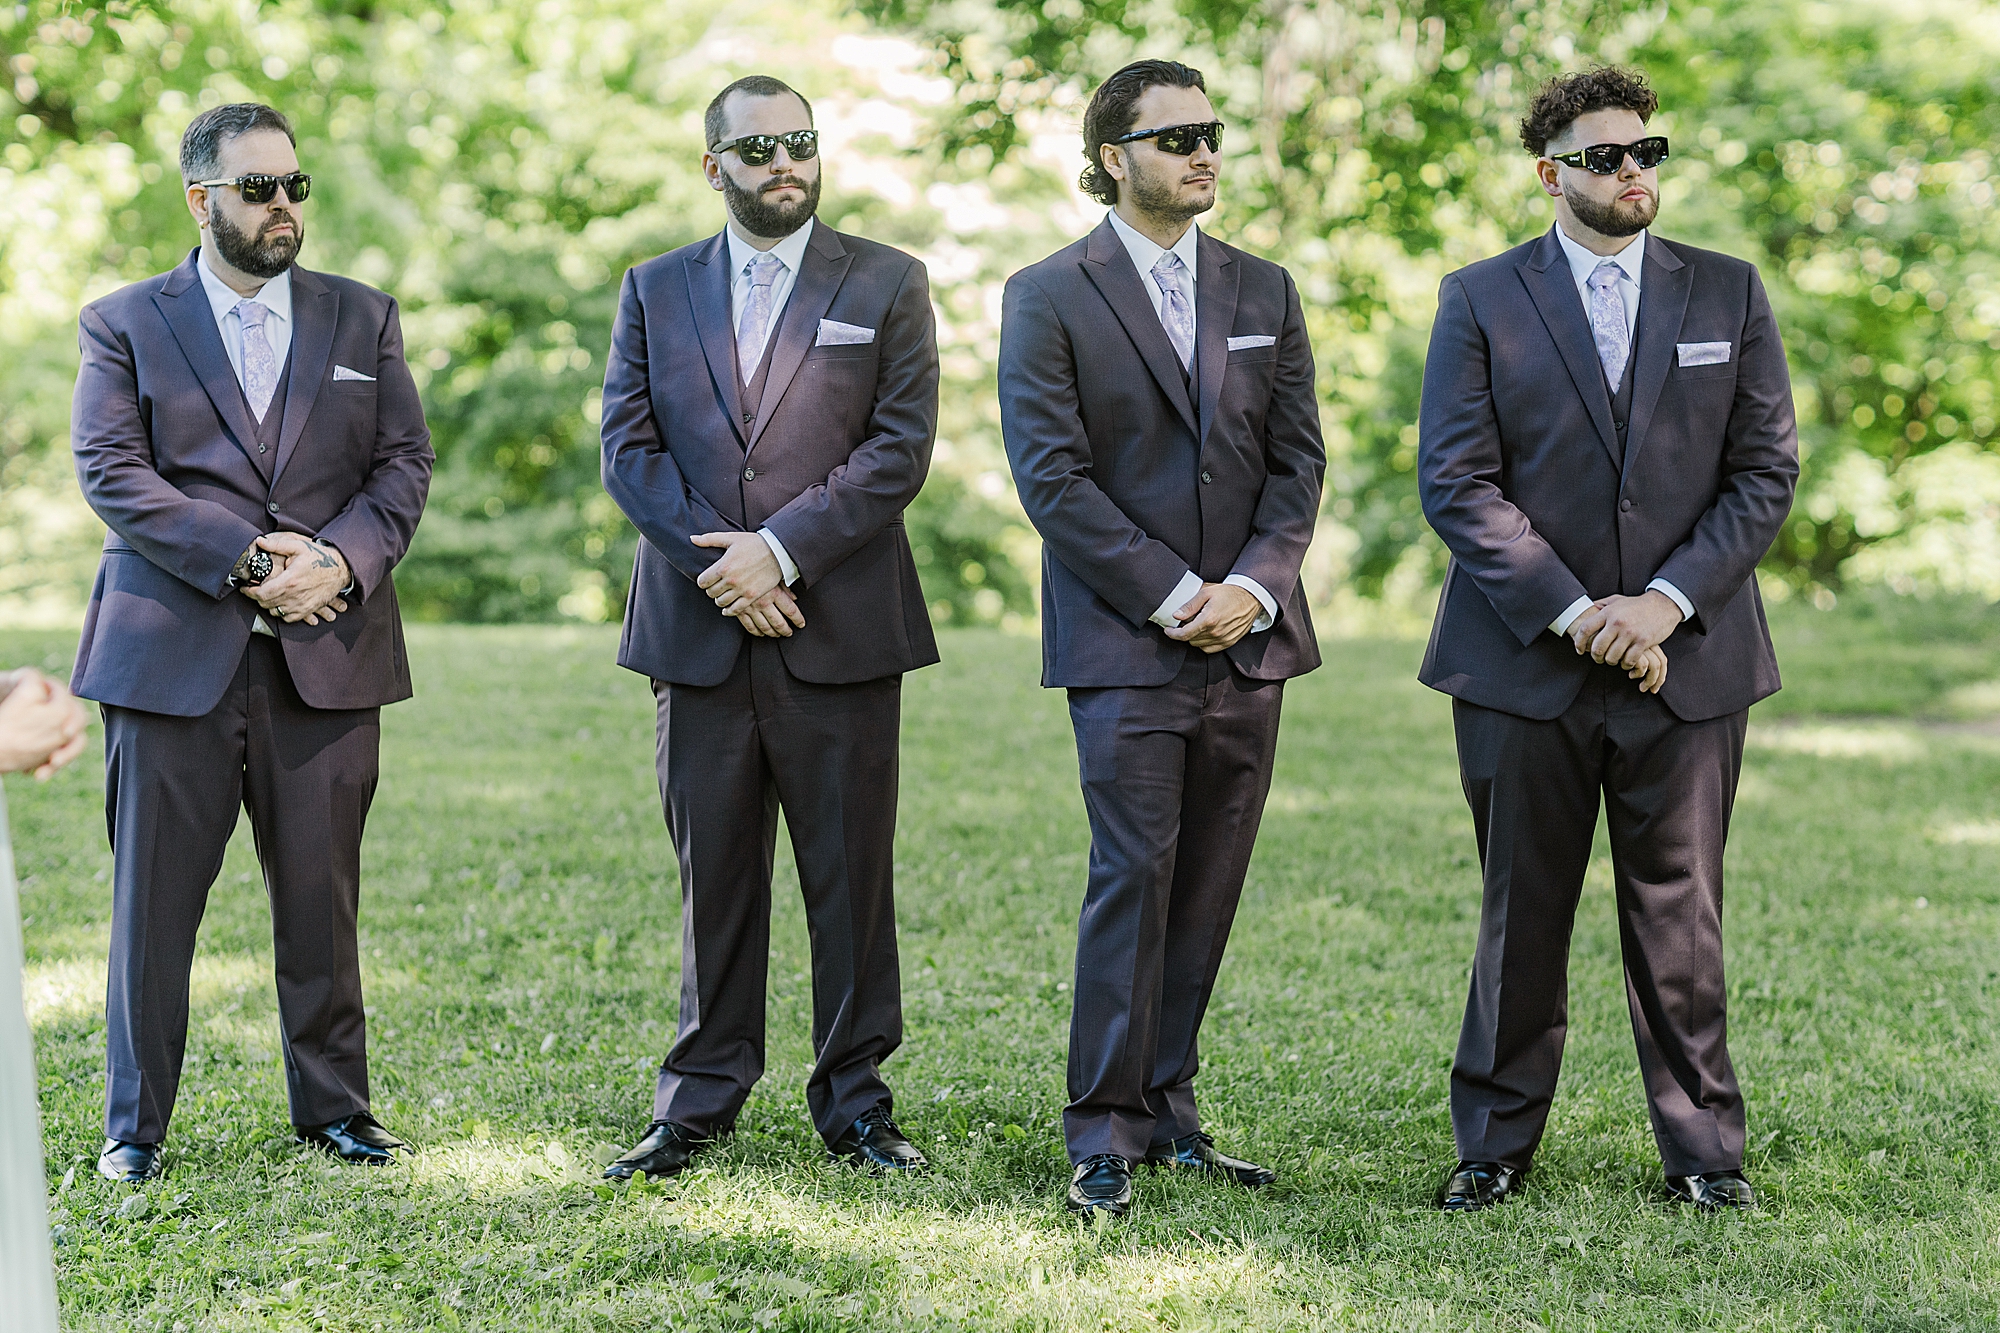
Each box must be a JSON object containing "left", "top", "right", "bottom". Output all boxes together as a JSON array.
[
  {"left": 1567, "top": 185, "right": 1657, "bottom": 238},
  {"left": 212, "top": 208, "right": 302, "bottom": 279},
  {"left": 722, "top": 170, "right": 822, "bottom": 239},
  {"left": 1127, "top": 162, "right": 1216, "bottom": 225}
]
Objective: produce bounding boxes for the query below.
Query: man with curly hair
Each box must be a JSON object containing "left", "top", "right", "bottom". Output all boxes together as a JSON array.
[{"left": 1416, "top": 67, "right": 1799, "bottom": 1212}]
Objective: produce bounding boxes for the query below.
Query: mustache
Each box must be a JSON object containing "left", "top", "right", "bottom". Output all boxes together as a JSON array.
[{"left": 760, "top": 176, "right": 810, "bottom": 195}]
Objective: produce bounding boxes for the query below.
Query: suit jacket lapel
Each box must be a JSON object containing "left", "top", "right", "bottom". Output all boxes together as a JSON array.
[
  {"left": 1518, "top": 228, "right": 1620, "bottom": 469},
  {"left": 1194, "top": 233, "right": 1238, "bottom": 448},
  {"left": 1080, "top": 220, "right": 1198, "bottom": 438},
  {"left": 685, "top": 233, "right": 748, "bottom": 447},
  {"left": 747, "top": 223, "right": 852, "bottom": 455},
  {"left": 1620, "top": 237, "right": 1691, "bottom": 479},
  {"left": 153, "top": 252, "right": 266, "bottom": 476},
  {"left": 271, "top": 267, "right": 336, "bottom": 485}
]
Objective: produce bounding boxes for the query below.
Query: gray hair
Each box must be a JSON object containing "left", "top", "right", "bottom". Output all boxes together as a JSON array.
[{"left": 179, "top": 103, "right": 296, "bottom": 184}]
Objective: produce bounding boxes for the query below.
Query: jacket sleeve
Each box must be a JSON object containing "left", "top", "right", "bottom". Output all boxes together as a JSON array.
[
  {"left": 1225, "top": 269, "right": 1326, "bottom": 619},
  {"left": 599, "top": 267, "right": 738, "bottom": 582},
  {"left": 315, "top": 297, "right": 435, "bottom": 600},
  {"left": 1418, "top": 272, "right": 1591, "bottom": 644},
  {"left": 71, "top": 304, "right": 265, "bottom": 599},
  {"left": 999, "top": 273, "right": 1191, "bottom": 626},
  {"left": 759, "top": 258, "right": 940, "bottom": 584},
  {"left": 1649, "top": 266, "right": 1800, "bottom": 629}
]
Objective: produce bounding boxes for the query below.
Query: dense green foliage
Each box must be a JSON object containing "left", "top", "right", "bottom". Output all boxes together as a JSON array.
[
  {"left": 12, "top": 605, "right": 2000, "bottom": 1328},
  {"left": 3, "top": 0, "right": 1996, "bottom": 627}
]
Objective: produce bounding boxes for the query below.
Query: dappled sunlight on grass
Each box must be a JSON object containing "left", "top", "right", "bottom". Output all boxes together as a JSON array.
[
  {"left": 1746, "top": 721, "right": 1928, "bottom": 761},
  {"left": 27, "top": 952, "right": 269, "bottom": 1029}
]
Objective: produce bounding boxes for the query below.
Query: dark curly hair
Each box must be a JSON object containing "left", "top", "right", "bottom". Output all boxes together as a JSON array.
[
  {"left": 1519, "top": 66, "right": 1658, "bottom": 157},
  {"left": 1079, "top": 59, "right": 1206, "bottom": 205}
]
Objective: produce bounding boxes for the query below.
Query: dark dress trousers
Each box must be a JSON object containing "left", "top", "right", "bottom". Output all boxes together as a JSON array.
[
  {"left": 1416, "top": 226, "right": 1798, "bottom": 1175},
  {"left": 600, "top": 222, "right": 938, "bottom": 1143},
  {"left": 70, "top": 250, "right": 433, "bottom": 1143},
  {"left": 1000, "top": 220, "right": 1325, "bottom": 1162}
]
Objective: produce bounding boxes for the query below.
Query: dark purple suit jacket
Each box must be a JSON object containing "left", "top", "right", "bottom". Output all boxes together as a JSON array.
[
  {"left": 1416, "top": 228, "right": 1800, "bottom": 722},
  {"left": 601, "top": 223, "right": 940, "bottom": 687},
  {"left": 70, "top": 250, "right": 434, "bottom": 717},
  {"left": 999, "top": 220, "right": 1325, "bottom": 688}
]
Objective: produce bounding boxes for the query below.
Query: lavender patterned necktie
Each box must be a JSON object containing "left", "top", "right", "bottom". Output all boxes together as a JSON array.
[
  {"left": 235, "top": 299, "right": 278, "bottom": 419},
  {"left": 1587, "top": 260, "right": 1630, "bottom": 386},
  {"left": 737, "top": 252, "right": 783, "bottom": 381},
  {"left": 1151, "top": 251, "right": 1195, "bottom": 370}
]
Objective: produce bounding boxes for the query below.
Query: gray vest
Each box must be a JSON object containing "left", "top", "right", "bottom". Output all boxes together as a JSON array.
[
  {"left": 733, "top": 292, "right": 802, "bottom": 438},
  {"left": 237, "top": 350, "right": 294, "bottom": 465},
  {"left": 1600, "top": 327, "right": 1638, "bottom": 467}
]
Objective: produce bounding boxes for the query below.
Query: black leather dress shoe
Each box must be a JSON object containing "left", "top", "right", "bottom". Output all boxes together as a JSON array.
[
  {"left": 97, "top": 1139, "right": 163, "bottom": 1184},
  {"left": 828, "top": 1105, "right": 928, "bottom": 1172},
  {"left": 297, "top": 1111, "right": 409, "bottom": 1165},
  {"left": 1065, "top": 1153, "right": 1134, "bottom": 1219},
  {"left": 1142, "top": 1130, "right": 1275, "bottom": 1187},
  {"left": 603, "top": 1120, "right": 713, "bottom": 1181},
  {"left": 1437, "top": 1160, "right": 1523, "bottom": 1212},
  {"left": 1667, "top": 1169, "right": 1757, "bottom": 1210}
]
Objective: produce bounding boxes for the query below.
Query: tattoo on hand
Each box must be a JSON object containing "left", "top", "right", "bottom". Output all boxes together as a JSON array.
[{"left": 308, "top": 543, "right": 340, "bottom": 570}]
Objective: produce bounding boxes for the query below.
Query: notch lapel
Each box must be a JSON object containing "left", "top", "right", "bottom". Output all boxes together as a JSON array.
[
  {"left": 1619, "top": 238, "right": 1691, "bottom": 480},
  {"left": 1193, "top": 233, "right": 1238, "bottom": 448},
  {"left": 685, "top": 234, "right": 748, "bottom": 447},
  {"left": 746, "top": 223, "right": 852, "bottom": 455},
  {"left": 1517, "top": 229, "right": 1621, "bottom": 469},
  {"left": 271, "top": 267, "right": 336, "bottom": 485},
  {"left": 153, "top": 252, "right": 265, "bottom": 476},
  {"left": 1080, "top": 221, "right": 1198, "bottom": 438}
]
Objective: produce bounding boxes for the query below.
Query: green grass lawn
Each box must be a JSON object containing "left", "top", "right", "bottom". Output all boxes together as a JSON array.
[{"left": 11, "top": 595, "right": 2000, "bottom": 1331}]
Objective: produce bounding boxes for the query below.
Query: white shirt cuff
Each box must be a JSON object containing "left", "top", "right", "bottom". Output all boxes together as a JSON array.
[
  {"left": 758, "top": 528, "right": 799, "bottom": 587},
  {"left": 1224, "top": 574, "right": 1277, "bottom": 633},
  {"left": 1151, "top": 569, "right": 1204, "bottom": 628},
  {"left": 1550, "top": 595, "right": 1594, "bottom": 636},
  {"left": 1647, "top": 578, "right": 1694, "bottom": 623}
]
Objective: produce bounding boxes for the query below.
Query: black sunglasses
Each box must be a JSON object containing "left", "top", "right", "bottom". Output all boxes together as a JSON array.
[
  {"left": 1549, "top": 136, "right": 1669, "bottom": 174},
  {"left": 1112, "top": 120, "right": 1225, "bottom": 156},
  {"left": 709, "top": 130, "right": 820, "bottom": 167},
  {"left": 193, "top": 172, "right": 311, "bottom": 204}
]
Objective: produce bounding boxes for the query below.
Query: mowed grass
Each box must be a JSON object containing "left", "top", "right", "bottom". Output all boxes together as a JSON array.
[{"left": 10, "top": 595, "right": 2000, "bottom": 1331}]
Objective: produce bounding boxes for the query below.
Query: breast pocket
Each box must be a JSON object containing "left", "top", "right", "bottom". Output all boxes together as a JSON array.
[{"left": 1674, "top": 363, "right": 1739, "bottom": 385}]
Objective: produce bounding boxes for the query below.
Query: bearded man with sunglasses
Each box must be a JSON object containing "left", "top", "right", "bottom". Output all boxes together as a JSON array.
[
  {"left": 1416, "top": 67, "right": 1798, "bottom": 1213},
  {"left": 600, "top": 75, "right": 940, "bottom": 1181},
  {"left": 999, "top": 59, "right": 1324, "bottom": 1219},
  {"left": 70, "top": 102, "right": 433, "bottom": 1182}
]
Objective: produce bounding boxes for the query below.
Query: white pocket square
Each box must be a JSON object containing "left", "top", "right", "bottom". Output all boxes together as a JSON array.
[
  {"left": 332, "top": 364, "right": 376, "bottom": 382},
  {"left": 815, "top": 319, "right": 876, "bottom": 347},
  {"left": 1227, "top": 334, "right": 1277, "bottom": 351},
  {"left": 1676, "top": 341, "right": 1731, "bottom": 367}
]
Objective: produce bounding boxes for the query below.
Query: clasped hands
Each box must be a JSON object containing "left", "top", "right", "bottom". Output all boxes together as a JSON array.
[
  {"left": 1165, "top": 582, "right": 1262, "bottom": 654},
  {"left": 692, "top": 531, "right": 805, "bottom": 638},
  {"left": 235, "top": 532, "right": 351, "bottom": 625},
  {"left": 1566, "top": 589, "right": 1683, "bottom": 694}
]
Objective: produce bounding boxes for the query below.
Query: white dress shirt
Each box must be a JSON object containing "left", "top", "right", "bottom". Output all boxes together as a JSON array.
[
  {"left": 196, "top": 254, "right": 294, "bottom": 386},
  {"left": 721, "top": 220, "right": 817, "bottom": 587},
  {"left": 1103, "top": 209, "right": 1277, "bottom": 636},
  {"left": 199, "top": 255, "right": 296, "bottom": 636},
  {"left": 1544, "top": 225, "right": 1694, "bottom": 636}
]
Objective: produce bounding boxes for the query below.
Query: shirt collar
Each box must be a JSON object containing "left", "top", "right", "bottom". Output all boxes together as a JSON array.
[
  {"left": 724, "top": 217, "right": 815, "bottom": 282},
  {"left": 1555, "top": 224, "right": 1646, "bottom": 289},
  {"left": 1106, "top": 209, "right": 1201, "bottom": 287},
  {"left": 196, "top": 250, "right": 293, "bottom": 324}
]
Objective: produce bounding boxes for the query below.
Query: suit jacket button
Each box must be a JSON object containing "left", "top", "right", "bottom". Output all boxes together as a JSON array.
[
  {"left": 1619, "top": 498, "right": 1633, "bottom": 512},
  {"left": 744, "top": 467, "right": 756, "bottom": 481},
  {"left": 1201, "top": 470, "right": 1213, "bottom": 484},
  {"left": 267, "top": 501, "right": 281, "bottom": 513},
  {"left": 258, "top": 444, "right": 268, "bottom": 453}
]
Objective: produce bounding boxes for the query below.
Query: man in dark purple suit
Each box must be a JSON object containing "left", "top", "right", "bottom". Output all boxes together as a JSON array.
[
  {"left": 999, "top": 60, "right": 1325, "bottom": 1219},
  {"left": 599, "top": 76, "right": 938, "bottom": 1180},
  {"left": 70, "top": 103, "right": 433, "bottom": 1183},
  {"left": 1417, "top": 68, "right": 1798, "bottom": 1213}
]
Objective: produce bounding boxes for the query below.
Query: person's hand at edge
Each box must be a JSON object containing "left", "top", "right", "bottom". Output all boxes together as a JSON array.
[{"left": 0, "top": 669, "right": 89, "bottom": 779}]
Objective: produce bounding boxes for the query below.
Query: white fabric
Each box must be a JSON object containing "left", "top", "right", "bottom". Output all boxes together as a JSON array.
[
  {"left": 1106, "top": 208, "right": 1200, "bottom": 337},
  {"left": 197, "top": 256, "right": 293, "bottom": 388},
  {"left": 723, "top": 219, "right": 814, "bottom": 374},
  {"left": 0, "top": 788, "right": 59, "bottom": 1332}
]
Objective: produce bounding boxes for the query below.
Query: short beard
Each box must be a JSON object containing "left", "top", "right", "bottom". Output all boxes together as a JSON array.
[
  {"left": 1125, "top": 158, "right": 1215, "bottom": 225},
  {"left": 211, "top": 208, "right": 301, "bottom": 279},
  {"left": 722, "top": 170, "right": 821, "bottom": 240},
  {"left": 1567, "top": 185, "right": 1657, "bottom": 238}
]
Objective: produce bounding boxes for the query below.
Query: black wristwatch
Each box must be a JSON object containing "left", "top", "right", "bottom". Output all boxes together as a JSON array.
[{"left": 235, "top": 549, "right": 275, "bottom": 585}]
